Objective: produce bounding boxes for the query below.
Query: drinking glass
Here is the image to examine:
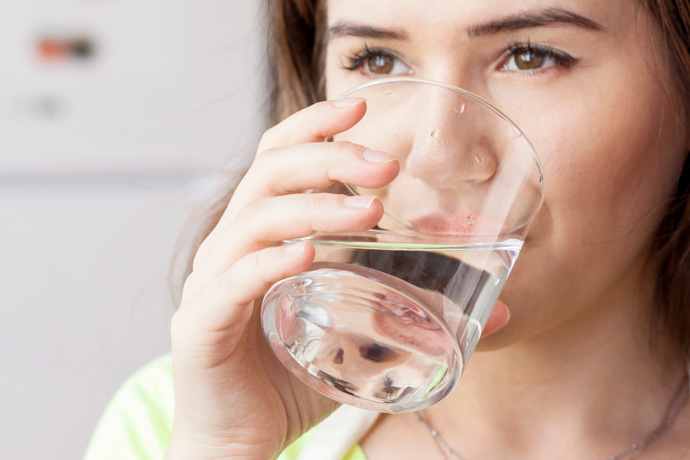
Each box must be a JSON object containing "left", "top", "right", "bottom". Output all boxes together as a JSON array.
[{"left": 261, "top": 78, "right": 544, "bottom": 413}]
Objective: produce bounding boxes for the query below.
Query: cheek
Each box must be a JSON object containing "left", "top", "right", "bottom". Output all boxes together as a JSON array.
[
  {"left": 521, "top": 77, "right": 683, "bottom": 251},
  {"left": 494, "top": 66, "right": 687, "bottom": 332}
]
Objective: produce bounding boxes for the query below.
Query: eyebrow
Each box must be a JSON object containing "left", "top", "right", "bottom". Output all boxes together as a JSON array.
[
  {"left": 325, "top": 23, "right": 408, "bottom": 43},
  {"left": 325, "top": 7, "right": 604, "bottom": 44},
  {"left": 467, "top": 7, "right": 604, "bottom": 36}
]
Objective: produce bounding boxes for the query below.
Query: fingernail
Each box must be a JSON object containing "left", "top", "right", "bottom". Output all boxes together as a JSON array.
[
  {"left": 343, "top": 195, "right": 376, "bottom": 208},
  {"left": 362, "top": 149, "right": 396, "bottom": 163},
  {"left": 333, "top": 97, "right": 366, "bottom": 108},
  {"left": 283, "top": 241, "right": 307, "bottom": 255}
]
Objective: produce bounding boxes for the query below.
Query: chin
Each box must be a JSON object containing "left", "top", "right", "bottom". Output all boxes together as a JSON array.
[
  {"left": 475, "top": 326, "right": 523, "bottom": 352},
  {"left": 475, "top": 298, "right": 546, "bottom": 352}
]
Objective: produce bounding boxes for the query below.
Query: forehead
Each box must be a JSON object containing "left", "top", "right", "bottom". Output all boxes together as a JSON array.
[{"left": 325, "top": 0, "right": 625, "bottom": 37}]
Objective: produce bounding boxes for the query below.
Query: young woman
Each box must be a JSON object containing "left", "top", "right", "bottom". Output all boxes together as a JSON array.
[{"left": 86, "top": 1, "right": 690, "bottom": 459}]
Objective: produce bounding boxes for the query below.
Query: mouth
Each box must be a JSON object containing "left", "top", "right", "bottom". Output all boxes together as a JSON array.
[
  {"left": 408, "top": 213, "right": 520, "bottom": 238},
  {"left": 409, "top": 212, "right": 483, "bottom": 236}
]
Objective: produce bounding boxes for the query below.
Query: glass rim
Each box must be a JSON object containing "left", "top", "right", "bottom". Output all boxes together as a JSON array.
[{"left": 337, "top": 77, "right": 545, "bottom": 205}]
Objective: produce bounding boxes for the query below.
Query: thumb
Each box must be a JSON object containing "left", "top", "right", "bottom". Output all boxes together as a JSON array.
[{"left": 481, "top": 299, "right": 510, "bottom": 338}]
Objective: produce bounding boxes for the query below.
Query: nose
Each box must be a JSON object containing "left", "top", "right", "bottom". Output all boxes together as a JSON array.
[{"left": 403, "top": 89, "right": 499, "bottom": 187}]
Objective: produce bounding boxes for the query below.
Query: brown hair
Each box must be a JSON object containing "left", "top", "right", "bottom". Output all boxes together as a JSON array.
[
  {"left": 267, "top": 0, "right": 326, "bottom": 123},
  {"left": 186, "top": 0, "right": 690, "bottom": 355},
  {"left": 646, "top": 0, "right": 690, "bottom": 356}
]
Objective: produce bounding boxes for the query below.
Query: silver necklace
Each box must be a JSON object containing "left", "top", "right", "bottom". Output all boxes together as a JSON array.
[{"left": 416, "top": 367, "right": 690, "bottom": 460}]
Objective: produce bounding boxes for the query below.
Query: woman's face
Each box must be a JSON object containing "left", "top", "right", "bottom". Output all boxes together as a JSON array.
[{"left": 323, "top": 0, "right": 689, "bottom": 345}]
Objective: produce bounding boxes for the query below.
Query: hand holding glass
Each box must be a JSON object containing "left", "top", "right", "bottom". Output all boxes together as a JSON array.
[{"left": 262, "top": 78, "right": 544, "bottom": 413}]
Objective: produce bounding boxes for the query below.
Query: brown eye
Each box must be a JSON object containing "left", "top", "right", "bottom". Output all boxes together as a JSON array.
[
  {"left": 514, "top": 50, "right": 545, "bottom": 70},
  {"left": 343, "top": 48, "right": 411, "bottom": 75},
  {"left": 500, "top": 44, "right": 574, "bottom": 73},
  {"left": 367, "top": 54, "right": 395, "bottom": 74}
]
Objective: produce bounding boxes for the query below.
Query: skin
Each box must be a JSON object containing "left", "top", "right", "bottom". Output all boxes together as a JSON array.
[{"left": 166, "top": 0, "right": 690, "bottom": 459}]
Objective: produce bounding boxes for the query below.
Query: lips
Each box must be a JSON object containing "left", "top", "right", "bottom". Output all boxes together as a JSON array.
[
  {"left": 408, "top": 212, "right": 510, "bottom": 237},
  {"left": 410, "top": 212, "right": 481, "bottom": 236}
]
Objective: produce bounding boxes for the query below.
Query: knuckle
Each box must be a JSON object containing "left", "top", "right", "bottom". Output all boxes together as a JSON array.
[
  {"left": 248, "top": 147, "right": 272, "bottom": 174},
  {"left": 217, "top": 261, "right": 264, "bottom": 307},
  {"left": 247, "top": 252, "right": 268, "bottom": 283},
  {"left": 304, "top": 106, "right": 329, "bottom": 139},
  {"left": 325, "top": 140, "right": 353, "bottom": 157},
  {"left": 258, "top": 126, "right": 279, "bottom": 151},
  {"left": 235, "top": 198, "right": 266, "bottom": 230},
  {"left": 320, "top": 141, "right": 362, "bottom": 182},
  {"left": 192, "top": 241, "right": 212, "bottom": 272},
  {"left": 326, "top": 142, "right": 365, "bottom": 171},
  {"left": 215, "top": 265, "right": 241, "bottom": 295},
  {"left": 180, "top": 271, "right": 203, "bottom": 303},
  {"left": 308, "top": 193, "right": 330, "bottom": 214},
  {"left": 306, "top": 122, "right": 322, "bottom": 140},
  {"left": 323, "top": 140, "right": 341, "bottom": 159},
  {"left": 342, "top": 140, "right": 365, "bottom": 156},
  {"left": 190, "top": 252, "right": 203, "bottom": 272},
  {"left": 252, "top": 249, "right": 286, "bottom": 289},
  {"left": 245, "top": 147, "right": 286, "bottom": 193}
]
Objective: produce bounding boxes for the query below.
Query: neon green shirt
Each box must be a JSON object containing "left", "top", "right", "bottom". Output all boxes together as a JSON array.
[{"left": 84, "top": 355, "right": 367, "bottom": 460}]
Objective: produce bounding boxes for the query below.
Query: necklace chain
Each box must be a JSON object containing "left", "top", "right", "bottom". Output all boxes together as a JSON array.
[{"left": 416, "top": 367, "right": 690, "bottom": 460}]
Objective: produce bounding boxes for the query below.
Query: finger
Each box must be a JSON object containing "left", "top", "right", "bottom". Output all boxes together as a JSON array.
[
  {"left": 227, "top": 141, "right": 398, "bottom": 220},
  {"left": 199, "top": 99, "right": 371, "bottom": 269},
  {"left": 173, "top": 242, "right": 315, "bottom": 355},
  {"left": 191, "top": 193, "right": 384, "bottom": 289},
  {"left": 258, "top": 98, "right": 367, "bottom": 152},
  {"left": 481, "top": 300, "right": 510, "bottom": 338}
]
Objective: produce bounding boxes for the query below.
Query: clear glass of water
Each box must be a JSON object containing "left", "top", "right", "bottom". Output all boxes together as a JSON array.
[{"left": 261, "top": 78, "right": 544, "bottom": 413}]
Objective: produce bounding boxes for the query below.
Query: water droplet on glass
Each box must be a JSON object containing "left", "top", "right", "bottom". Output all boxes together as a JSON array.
[
  {"left": 430, "top": 130, "right": 440, "bottom": 138},
  {"left": 466, "top": 215, "right": 476, "bottom": 227},
  {"left": 454, "top": 103, "right": 466, "bottom": 114},
  {"left": 475, "top": 153, "right": 485, "bottom": 163}
]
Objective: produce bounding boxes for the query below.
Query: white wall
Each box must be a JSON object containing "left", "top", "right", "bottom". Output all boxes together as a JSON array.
[{"left": 0, "top": 2, "right": 267, "bottom": 459}]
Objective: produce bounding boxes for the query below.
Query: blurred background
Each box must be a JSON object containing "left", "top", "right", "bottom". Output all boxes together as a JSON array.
[{"left": 0, "top": 1, "right": 267, "bottom": 458}]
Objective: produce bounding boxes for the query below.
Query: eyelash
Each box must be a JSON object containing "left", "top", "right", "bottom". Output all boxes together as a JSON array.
[
  {"left": 343, "top": 44, "right": 392, "bottom": 71},
  {"left": 341, "top": 40, "right": 577, "bottom": 75},
  {"left": 502, "top": 40, "right": 577, "bottom": 72}
]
